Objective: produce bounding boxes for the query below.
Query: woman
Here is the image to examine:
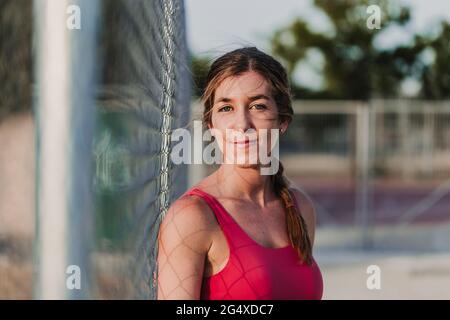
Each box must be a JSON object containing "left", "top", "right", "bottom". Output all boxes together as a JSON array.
[{"left": 157, "top": 47, "right": 323, "bottom": 300}]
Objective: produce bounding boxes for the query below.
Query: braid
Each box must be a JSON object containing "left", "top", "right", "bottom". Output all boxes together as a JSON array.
[{"left": 271, "top": 161, "right": 313, "bottom": 265}]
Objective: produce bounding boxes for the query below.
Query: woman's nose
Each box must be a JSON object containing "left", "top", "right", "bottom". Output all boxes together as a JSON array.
[{"left": 233, "top": 107, "right": 252, "bottom": 132}]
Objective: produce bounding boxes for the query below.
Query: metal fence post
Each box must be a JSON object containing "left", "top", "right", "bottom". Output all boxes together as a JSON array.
[
  {"left": 355, "top": 101, "right": 374, "bottom": 249},
  {"left": 34, "top": 0, "right": 100, "bottom": 299}
]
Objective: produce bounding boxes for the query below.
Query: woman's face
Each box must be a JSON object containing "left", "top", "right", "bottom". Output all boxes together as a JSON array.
[{"left": 209, "top": 71, "right": 288, "bottom": 168}]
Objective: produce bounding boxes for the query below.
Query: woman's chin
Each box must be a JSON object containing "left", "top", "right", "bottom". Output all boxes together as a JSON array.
[
  {"left": 236, "top": 162, "right": 259, "bottom": 169},
  {"left": 222, "top": 158, "right": 260, "bottom": 169}
]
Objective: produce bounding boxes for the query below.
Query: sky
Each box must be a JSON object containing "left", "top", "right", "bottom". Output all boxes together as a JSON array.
[
  {"left": 184, "top": 0, "right": 450, "bottom": 93},
  {"left": 185, "top": 0, "right": 450, "bottom": 54}
]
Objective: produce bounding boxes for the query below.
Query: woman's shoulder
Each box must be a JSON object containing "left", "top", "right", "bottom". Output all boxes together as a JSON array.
[
  {"left": 162, "top": 189, "right": 217, "bottom": 229},
  {"left": 158, "top": 188, "right": 219, "bottom": 252}
]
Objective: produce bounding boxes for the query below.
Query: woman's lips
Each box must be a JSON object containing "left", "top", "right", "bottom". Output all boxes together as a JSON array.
[
  {"left": 231, "top": 139, "right": 256, "bottom": 144},
  {"left": 228, "top": 139, "right": 258, "bottom": 148}
]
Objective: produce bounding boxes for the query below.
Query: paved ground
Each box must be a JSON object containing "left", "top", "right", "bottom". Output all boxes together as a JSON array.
[
  {"left": 314, "top": 223, "right": 450, "bottom": 299},
  {"left": 315, "top": 248, "right": 450, "bottom": 299}
]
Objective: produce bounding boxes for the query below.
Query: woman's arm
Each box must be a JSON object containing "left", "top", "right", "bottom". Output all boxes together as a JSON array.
[
  {"left": 156, "top": 195, "right": 214, "bottom": 300},
  {"left": 290, "top": 188, "right": 317, "bottom": 247}
]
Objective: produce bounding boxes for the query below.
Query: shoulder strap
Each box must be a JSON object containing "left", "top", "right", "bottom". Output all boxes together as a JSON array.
[
  {"left": 184, "top": 188, "right": 235, "bottom": 226},
  {"left": 183, "top": 188, "right": 254, "bottom": 250}
]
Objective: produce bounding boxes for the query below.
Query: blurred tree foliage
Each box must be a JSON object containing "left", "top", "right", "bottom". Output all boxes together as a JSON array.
[
  {"left": 0, "top": 0, "right": 33, "bottom": 121},
  {"left": 190, "top": 55, "right": 211, "bottom": 98},
  {"left": 418, "top": 22, "right": 450, "bottom": 99},
  {"left": 269, "top": 0, "right": 450, "bottom": 100}
]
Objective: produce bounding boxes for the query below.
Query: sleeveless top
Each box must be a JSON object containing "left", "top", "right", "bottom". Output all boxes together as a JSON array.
[{"left": 183, "top": 187, "right": 323, "bottom": 300}]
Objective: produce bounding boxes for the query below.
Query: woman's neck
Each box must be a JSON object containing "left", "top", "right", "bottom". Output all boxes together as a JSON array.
[{"left": 215, "top": 164, "right": 275, "bottom": 206}]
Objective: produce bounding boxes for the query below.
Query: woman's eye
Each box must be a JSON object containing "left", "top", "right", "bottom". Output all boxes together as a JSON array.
[
  {"left": 252, "top": 104, "right": 267, "bottom": 110},
  {"left": 218, "top": 105, "right": 232, "bottom": 112}
]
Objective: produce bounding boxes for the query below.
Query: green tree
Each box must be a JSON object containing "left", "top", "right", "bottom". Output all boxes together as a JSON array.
[
  {"left": 418, "top": 21, "right": 450, "bottom": 99},
  {"left": 190, "top": 55, "right": 211, "bottom": 98},
  {"left": 269, "top": 0, "right": 434, "bottom": 100}
]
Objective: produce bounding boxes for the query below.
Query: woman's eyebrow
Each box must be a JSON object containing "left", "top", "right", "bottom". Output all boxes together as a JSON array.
[
  {"left": 248, "top": 94, "right": 271, "bottom": 101},
  {"left": 214, "top": 97, "right": 233, "bottom": 104},
  {"left": 214, "top": 94, "right": 271, "bottom": 104}
]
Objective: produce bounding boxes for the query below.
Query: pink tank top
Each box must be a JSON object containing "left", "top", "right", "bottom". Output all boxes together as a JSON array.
[{"left": 184, "top": 187, "right": 323, "bottom": 300}]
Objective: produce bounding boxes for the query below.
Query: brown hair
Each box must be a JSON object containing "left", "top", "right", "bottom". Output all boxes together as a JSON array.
[{"left": 200, "top": 47, "right": 313, "bottom": 265}]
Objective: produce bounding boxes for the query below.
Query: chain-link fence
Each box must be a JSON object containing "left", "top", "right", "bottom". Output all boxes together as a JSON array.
[
  {"left": 92, "top": 0, "right": 190, "bottom": 299},
  {"left": 34, "top": 0, "right": 190, "bottom": 299}
]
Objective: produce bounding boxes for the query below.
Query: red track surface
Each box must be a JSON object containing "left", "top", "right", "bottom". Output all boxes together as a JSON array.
[{"left": 292, "top": 176, "right": 450, "bottom": 226}]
